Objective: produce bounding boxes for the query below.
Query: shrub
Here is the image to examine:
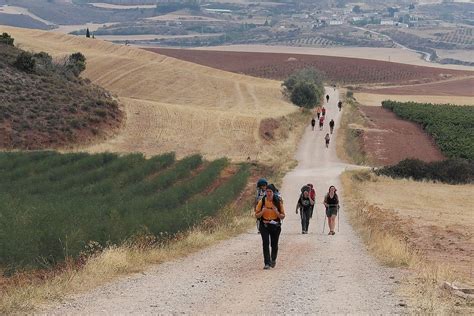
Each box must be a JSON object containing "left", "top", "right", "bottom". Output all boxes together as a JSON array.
[
  {"left": 0, "top": 32, "right": 14, "bottom": 46},
  {"left": 376, "top": 158, "right": 474, "bottom": 184},
  {"left": 65, "top": 52, "right": 86, "bottom": 77},
  {"left": 13, "top": 52, "right": 36, "bottom": 72}
]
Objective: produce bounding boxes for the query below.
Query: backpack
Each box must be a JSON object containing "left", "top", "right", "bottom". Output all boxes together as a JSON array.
[{"left": 301, "top": 185, "right": 310, "bottom": 193}]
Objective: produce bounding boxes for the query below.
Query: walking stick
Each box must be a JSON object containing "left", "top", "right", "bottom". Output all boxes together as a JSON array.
[{"left": 322, "top": 207, "right": 327, "bottom": 233}]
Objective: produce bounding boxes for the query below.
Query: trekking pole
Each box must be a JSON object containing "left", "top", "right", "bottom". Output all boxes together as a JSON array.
[
  {"left": 322, "top": 207, "right": 327, "bottom": 233},
  {"left": 337, "top": 208, "right": 340, "bottom": 232}
]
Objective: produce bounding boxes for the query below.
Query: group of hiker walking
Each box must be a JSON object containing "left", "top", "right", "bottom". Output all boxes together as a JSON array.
[
  {"left": 254, "top": 92, "right": 343, "bottom": 269},
  {"left": 311, "top": 96, "right": 342, "bottom": 148},
  {"left": 254, "top": 179, "right": 340, "bottom": 269}
]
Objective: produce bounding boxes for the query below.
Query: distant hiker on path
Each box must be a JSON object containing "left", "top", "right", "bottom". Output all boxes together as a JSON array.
[
  {"left": 325, "top": 133, "right": 330, "bottom": 148},
  {"left": 322, "top": 107, "right": 326, "bottom": 117},
  {"left": 311, "top": 117, "right": 316, "bottom": 131},
  {"left": 255, "top": 185, "right": 285, "bottom": 269},
  {"left": 324, "top": 186, "right": 340, "bottom": 235},
  {"left": 326, "top": 94, "right": 330, "bottom": 103},
  {"left": 329, "top": 119, "right": 335, "bottom": 134},
  {"left": 319, "top": 116, "right": 324, "bottom": 130},
  {"left": 296, "top": 185, "right": 315, "bottom": 234},
  {"left": 338, "top": 101, "right": 342, "bottom": 112},
  {"left": 316, "top": 106, "right": 322, "bottom": 119}
]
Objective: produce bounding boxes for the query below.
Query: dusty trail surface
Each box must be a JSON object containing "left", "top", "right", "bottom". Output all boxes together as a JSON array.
[{"left": 47, "top": 89, "right": 405, "bottom": 314}]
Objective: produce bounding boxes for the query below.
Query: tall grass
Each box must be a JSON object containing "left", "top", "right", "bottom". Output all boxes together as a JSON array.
[{"left": 0, "top": 152, "right": 249, "bottom": 270}]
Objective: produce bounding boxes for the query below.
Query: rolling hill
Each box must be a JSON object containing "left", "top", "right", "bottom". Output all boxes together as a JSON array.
[
  {"left": 0, "top": 38, "right": 122, "bottom": 149},
  {"left": 2, "top": 26, "right": 298, "bottom": 161}
]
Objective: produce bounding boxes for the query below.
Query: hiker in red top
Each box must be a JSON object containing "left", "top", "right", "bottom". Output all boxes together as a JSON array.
[{"left": 319, "top": 115, "right": 324, "bottom": 130}]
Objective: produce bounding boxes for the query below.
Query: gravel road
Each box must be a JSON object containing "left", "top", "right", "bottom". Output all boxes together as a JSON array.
[{"left": 47, "top": 88, "right": 407, "bottom": 314}]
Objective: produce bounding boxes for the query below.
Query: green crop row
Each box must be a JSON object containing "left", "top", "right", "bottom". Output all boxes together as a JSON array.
[
  {"left": 382, "top": 101, "right": 474, "bottom": 160},
  {"left": 0, "top": 152, "right": 249, "bottom": 270}
]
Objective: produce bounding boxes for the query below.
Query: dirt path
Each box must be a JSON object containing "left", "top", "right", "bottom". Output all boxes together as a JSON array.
[{"left": 46, "top": 88, "right": 406, "bottom": 314}]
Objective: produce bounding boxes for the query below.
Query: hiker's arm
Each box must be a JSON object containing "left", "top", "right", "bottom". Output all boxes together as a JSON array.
[
  {"left": 310, "top": 197, "right": 315, "bottom": 205},
  {"left": 295, "top": 201, "right": 300, "bottom": 214},
  {"left": 276, "top": 202, "right": 285, "bottom": 219}
]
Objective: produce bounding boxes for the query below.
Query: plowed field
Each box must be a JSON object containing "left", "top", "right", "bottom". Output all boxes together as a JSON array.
[{"left": 148, "top": 48, "right": 473, "bottom": 85}]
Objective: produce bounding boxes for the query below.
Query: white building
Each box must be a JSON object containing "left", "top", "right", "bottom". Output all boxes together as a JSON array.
[
  {"left": 381, "top": 20, "right": 395, "bottom": 25},
  {"left": 329, "top": 20, "right": 344, "bottom": 26}
]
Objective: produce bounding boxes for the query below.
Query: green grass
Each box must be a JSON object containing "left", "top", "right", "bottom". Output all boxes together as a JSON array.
[
  {"left": 0, "top": 151, "right": 250, "bottom": 270},
  {"left": 382, "top": 101, "right": 474, "bottom": 160}
]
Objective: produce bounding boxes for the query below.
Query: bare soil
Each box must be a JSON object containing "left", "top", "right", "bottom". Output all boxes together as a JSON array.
[
  {"left": 358, "top": 106, "right": 445, "bottom": 166},
  {"left": 148, "top": 48, "right": 474, "bottom": 84}
]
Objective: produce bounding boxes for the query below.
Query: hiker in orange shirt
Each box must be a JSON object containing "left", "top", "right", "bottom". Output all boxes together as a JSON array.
[{"left": 255, "top": 184, "right": 285, "bottom": 269}]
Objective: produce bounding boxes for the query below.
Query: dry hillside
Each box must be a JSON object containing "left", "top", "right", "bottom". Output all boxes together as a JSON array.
[
  {"left": 3, "top": 26, "right": 297, "bottom": 161},
  {"left": 0, "top": 41, "right": 122, "bottom": 149}
]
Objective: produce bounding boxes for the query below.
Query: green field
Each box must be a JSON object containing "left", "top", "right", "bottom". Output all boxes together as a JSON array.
[
  {"left": 382, "top": 101, "right": 474, "bottom": 160},
  {"left": 0, "top": 151, "right": 250, "bottom": 269}
]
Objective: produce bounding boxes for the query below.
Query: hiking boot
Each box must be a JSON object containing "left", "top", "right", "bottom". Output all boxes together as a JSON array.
[
  {"left": 263, "top": 264, "right": 271, "bottom": 270},
  {"left": 270, "top": 261, "right": 276, "bottom": 268}
]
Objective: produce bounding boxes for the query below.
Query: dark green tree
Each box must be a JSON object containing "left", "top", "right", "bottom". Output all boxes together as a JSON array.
[{"left": 290, "top": 82, "right": 319, "bottom": 108}]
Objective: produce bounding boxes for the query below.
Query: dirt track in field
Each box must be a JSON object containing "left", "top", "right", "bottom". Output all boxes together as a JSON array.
[{"left": 45, "top": 88, "right": 408, "bottom": 315}]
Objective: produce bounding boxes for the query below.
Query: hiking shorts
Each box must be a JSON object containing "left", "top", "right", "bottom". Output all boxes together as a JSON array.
[{"left": 326, "top": 206, "right": 338, "bottom": 217}]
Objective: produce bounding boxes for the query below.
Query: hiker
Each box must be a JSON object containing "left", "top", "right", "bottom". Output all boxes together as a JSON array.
[
  {"left": 329, "top": 119, "right": 335, "bottom": 134},
  {"left": 319, "top": 116, "right": 324, "bottom": 130},
  {"left": 325, "top": 133, "right": 330, "bottom": 148},
  {"left": 321, "top": 106, "right": 326, "bottom": 117},
  {"left": 296, "top": 185, "right": 315, "bottom": 234},
  {"left": 324, "top": 186, "right": 340, "bottom": 235},
  {"left": 255, "top": 178, "right": 268, "bottom": 233},
  {"left": 326, "top": 94, "right": 330, "bottom": 103},
  {"left": 316, "top": 106, "right": 322, "bottom": 119},
  {"left": 311, "top": 117, "right": 316, "bottom": 131},
  {"left": 338, "top": 101, "right": 342, "bottom": 112},
  {"left": 307, "top": 183, "right": 316, "bottom": 218},
  {"left": 255, "top": 184, "right": 285, "bottom": 269}
]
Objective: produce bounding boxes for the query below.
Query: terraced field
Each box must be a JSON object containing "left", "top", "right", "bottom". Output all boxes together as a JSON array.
[{"left": 4, "top": 26, "right": 297, "bottom": 161}]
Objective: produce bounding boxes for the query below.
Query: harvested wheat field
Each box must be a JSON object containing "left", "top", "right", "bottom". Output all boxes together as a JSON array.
[
  {"left": 149, "top": 48, "right": 474, "bottom": 84},
  {"left": 3, "top": 26, "right": 298, "bottom": 161},
  {"left": 355, "top": 176, "right": 474, "bottom": 286}
]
